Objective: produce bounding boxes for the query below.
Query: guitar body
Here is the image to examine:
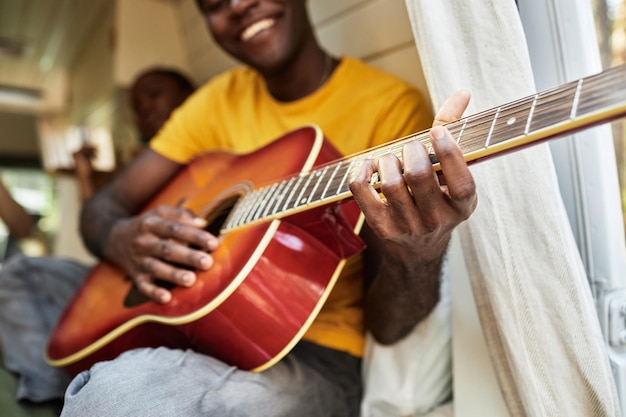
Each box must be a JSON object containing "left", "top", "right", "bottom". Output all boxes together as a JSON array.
[{"left": 46, "top": 126, "right": 365, "bottom": 375}]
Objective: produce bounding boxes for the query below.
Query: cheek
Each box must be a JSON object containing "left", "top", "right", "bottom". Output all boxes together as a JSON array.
[
  {"left": 208, "top": 16, "right": 229, "bottom": 43},
  {"left": 156, "top": 97, "right": 179, "bottom": 117}
]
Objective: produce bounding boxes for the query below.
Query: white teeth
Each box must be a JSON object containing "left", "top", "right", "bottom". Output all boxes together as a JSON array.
[{"left": 241, "top": 18, "right": 275, "bottom": 41}]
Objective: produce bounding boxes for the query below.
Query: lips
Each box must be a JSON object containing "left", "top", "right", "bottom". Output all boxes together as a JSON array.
[{"left": 240, "top": 18, "right": 276, "bottom": 42}]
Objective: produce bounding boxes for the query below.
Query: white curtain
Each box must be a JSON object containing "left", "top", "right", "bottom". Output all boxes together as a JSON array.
[{"left": 362, "top": 1, "right": 621, "bottom": 416}]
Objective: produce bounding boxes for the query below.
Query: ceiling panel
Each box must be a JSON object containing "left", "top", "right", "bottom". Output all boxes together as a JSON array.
[
  {"left": 0, "top": 0, "right": 112, "bottom": 164},
  {"left": 0, "top": 0, "right": 181, "bottom": 165},
  {"left": 0, "top": 0, "right": 111, "bottom": 92}
]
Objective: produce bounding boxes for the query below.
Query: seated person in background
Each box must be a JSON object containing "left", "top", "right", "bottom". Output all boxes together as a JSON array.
[
  {"left": 0, "top": 176, "right": 35, "bottom": 260},
  {"left": 72, "top": 68, "right": 197, "bottom": 203},
  {"left": 0, "top": 67, "right": 196, "bottom": 405},
  {"left": 59, "top": 1, "right": 477, "bottom": 416}
]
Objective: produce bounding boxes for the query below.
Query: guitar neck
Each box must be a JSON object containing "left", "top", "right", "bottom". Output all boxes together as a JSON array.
[{"left": 224, "top": 64, "right": 626, "bottom": 232}]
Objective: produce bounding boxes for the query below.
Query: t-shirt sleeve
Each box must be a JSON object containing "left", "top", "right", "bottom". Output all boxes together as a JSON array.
[
  {"left": 370, "top": 86, "right": 434, "bottom": 148},
  {"left": 149, "top": 84, "right": 221, "bottom": 164}
]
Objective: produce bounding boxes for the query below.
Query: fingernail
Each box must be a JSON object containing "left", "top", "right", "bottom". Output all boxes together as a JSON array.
[
  {"left": 158, "top": 291, "right": 171, "bottom": 304},
  {"left": 193, "top": 217, "right": 207, "bottom": 227},
  {"left": 199, "top": 256, "right": 211, "bottom": 269},
  {"left": 207, "top": 237, "right": 219, "bottom": 248},
  {"left": 432, "top": 126, "right": 446, "bottom": 142},
  {"left": 182, "top": 273, "right": 196, "bottom": 285}
]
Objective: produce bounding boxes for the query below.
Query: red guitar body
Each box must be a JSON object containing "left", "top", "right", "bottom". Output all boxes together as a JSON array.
[{"left": 46, "top": 126, "right": 365, "bottom": 375}]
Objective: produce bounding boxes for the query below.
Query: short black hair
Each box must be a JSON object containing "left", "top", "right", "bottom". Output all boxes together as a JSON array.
[{"left": 134, "top": 67, "right": 196, "bottom": 94}]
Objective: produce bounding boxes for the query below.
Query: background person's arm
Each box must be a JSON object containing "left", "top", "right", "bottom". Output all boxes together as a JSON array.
[{"left": 0, "top": 178, "right": 34, "bottom": 239}]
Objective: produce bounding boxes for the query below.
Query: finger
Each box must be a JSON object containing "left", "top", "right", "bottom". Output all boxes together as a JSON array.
[
  {"left": 376, "top": 152, "right": 417, "bottom": 210},
  {"left": 146, "top": 235, "right": 214, "bottom": 271},
  {"left": 154, "top": 205, "right": 206, "bottom": 226},
  {"left": 140, "top": 255, "right": 201, "bottom": 286},
  {"left": 144, "top": 206, "right": 218, "bottom": 251},
  {"left": 401, "top": 140, "right": 445, "bottom": 229},
  {"left": 349, "top": 159, "right": 388, "bottom": 214},
  {"left": 430, "top": 126, "right": 477, "bottom": 213},
  {"left": 144, "top": 218, "right": 218, "bottom": 253},
  {"left": 433, "top": 90, "right": 471, "bottom": 126},
  {"left": 134, "top": 272, "right": 173, "bottom": 304}
]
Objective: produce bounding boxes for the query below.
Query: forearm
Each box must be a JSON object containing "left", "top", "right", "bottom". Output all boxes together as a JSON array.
[
  {"left": 0, "top": 185, "right": 33, "bottom": 239},
  {"left": 76, "top": 173, "right": 95, "bottom": 203},
  {"left": 364, "top": 235, "right": 450, "bottom": 345},
  {"left": 79, "top": 189, "right": 130, "bottom": 260}
]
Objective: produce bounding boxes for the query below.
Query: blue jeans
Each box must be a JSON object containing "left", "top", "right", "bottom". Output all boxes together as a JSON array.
[
  {"left": 0, "top": 255, "right": 89, "bottom": 402},
  {"left": 62, "top": 342, "right": 362, "bottom": 417}
]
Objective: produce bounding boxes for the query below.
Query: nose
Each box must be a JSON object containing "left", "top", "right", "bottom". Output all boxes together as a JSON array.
[{"left": 230, "top": 0, "right": 257, "bottom": 14}]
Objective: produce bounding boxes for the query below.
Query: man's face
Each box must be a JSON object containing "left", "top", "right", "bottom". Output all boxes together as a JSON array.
[
  {"left": 131, "top": 73, "right": 191, "bottom": 141},
  {"left": 198, "top": 0, "right": 310, "bottom": 73}
]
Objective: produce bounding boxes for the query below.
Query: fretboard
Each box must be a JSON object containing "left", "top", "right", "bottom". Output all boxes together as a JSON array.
[{"left": 223, "top": 64, "right": 626, "bottom": 233}]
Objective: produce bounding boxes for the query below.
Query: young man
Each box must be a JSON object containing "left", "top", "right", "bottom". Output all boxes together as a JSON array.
[
  {"left": 60, "top": 1, "right": 476, "bottom": 416},
  {"left": 0, "top": 68, "right": 196, "bottom": 406}
]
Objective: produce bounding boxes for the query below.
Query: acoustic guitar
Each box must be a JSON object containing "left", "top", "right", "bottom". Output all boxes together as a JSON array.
[{"left": 46, "top": 64, "right": 626, "bottom": 376}]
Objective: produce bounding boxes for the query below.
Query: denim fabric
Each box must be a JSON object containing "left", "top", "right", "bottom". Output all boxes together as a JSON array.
[
  {"left": 0, "top": 255, "right": 90, "bottom": 402},
  {"left": 62, "top": 342, "right": 362, "bottom": 417}
]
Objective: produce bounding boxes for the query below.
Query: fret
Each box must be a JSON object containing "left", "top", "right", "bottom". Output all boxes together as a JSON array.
[
  {"left": 225, "top": 200, "right": 245, "bottom": 229},
  {"left": 335, "top": 158, "right": 357, "bottom": 197},
  {"left": 577, "top": 66, "right": 626, "bottom": 117},
  {"left": 253, "top": 183, "right": 279, "bottom": 221},
  {"left": 487, "top": 95, "right": 536, "bottom": 146},
  {"left": 281, "top": 175, "right": 305, "bottom": 212},
  {"left": 485, "top": 107, "right": 500, "bottom": 148},
  {"left": 262, "top": 179, "right": 288, "bottom": 217},
  {"left": 528, "top": 82, "right": 578, "bottom": 133},
  {"left": 307, "top": 165, "right": 332, "bottom": 204},
  {"left": 456, "top": 118, "right": 468, "bottom": 144},
  {"left": 319, "top": 161, "right": 343, "bottom": 201},
  {"left": 230, "top": 191, "right": 257, "bottom": 227},
  {"left": 328, "top": 161, "right": 351, "bottom": 197},
  {"left": 414, "top": 131, "right": 434, "bottom": 155},
  {"left": 272, "top": 177, "right": 300, "bottom": 214},
  {"left": 524, "top": 94, "right": 538, "bottom": 135},
  {"left": 243, "top": 186, "right": 272, "bottom": 223},
  {"left": 571, "top": 79, "right": 583, "bottom": 119},
  {"left": 293, "top": 171, "right": 317, "bottom": 208},
  {"left": 271, "top": 177, "right": 297, "bottom": 215},
  {"left": 457, "top": 112, "right": 495, "bottom": 155},
  {"left": 220, "top": 64, "right": 626, "bottom": 234}
]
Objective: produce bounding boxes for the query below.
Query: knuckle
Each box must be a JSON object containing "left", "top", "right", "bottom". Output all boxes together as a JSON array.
[
  {"left": 166, "top": 221, "right": 182, "bottom": 236},
  {"left": 160, "top": 241, "right": 172, "bottom": 258},
  {"left": 140, "top": 214, "right": 159, "bottom": 231},
  {"left": 142, "top": 257, "right": 157, "bottom": 273},
  {"left": 403, "top": 164, "right": 433, "bottom": 184},
  {"left": 420, "top": 213, "right": 441, "bottom": 233},
  {"left": 188, "top": 251, "right": 204, "bottom": 267},
  {"left": 379, "top": 177, "right": 407, "bottom": 196},
  {"left": 452, "top": 179, "right": 477, "bottom": 204},
  {"left": 154, "top": 205, "right": 170, "bottom": 216}
]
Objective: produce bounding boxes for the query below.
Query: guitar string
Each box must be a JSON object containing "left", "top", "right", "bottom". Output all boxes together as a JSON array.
[
  {"left": 278, "top": 67, "right": 625, "bottom": 201},
  {"left": 233, "top": 65, "right": 626, "bottom": 226}
]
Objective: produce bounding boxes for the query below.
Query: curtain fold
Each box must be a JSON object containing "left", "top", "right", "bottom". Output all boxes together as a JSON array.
[{"left": 362, "top": 1, "right": 621, "bottom": 416}]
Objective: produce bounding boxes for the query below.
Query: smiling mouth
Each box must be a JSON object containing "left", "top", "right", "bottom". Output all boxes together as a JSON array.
[{"left": 241, "top": 18, "right": 276, "bottom": 42}]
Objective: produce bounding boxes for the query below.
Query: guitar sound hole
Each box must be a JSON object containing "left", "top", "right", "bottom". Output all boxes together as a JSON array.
[
  {"left": 204, "top": 194, "right": 241, "bottom": 237},
  {"left": 123, "top": 194, "right": 242, "bottom": 308}
]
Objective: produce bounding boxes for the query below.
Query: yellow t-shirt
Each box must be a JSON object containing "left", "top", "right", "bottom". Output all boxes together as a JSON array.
[{"left": 150, "top": 56, "right": 433, "bottom": 357}]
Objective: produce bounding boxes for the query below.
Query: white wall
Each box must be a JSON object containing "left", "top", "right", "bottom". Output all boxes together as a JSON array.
[
  {"left": 115, "top": 0, "right": 191, "bottom": 86},
  {"left": 175, "top": 0, "right": 432, "bottom": 111}
]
